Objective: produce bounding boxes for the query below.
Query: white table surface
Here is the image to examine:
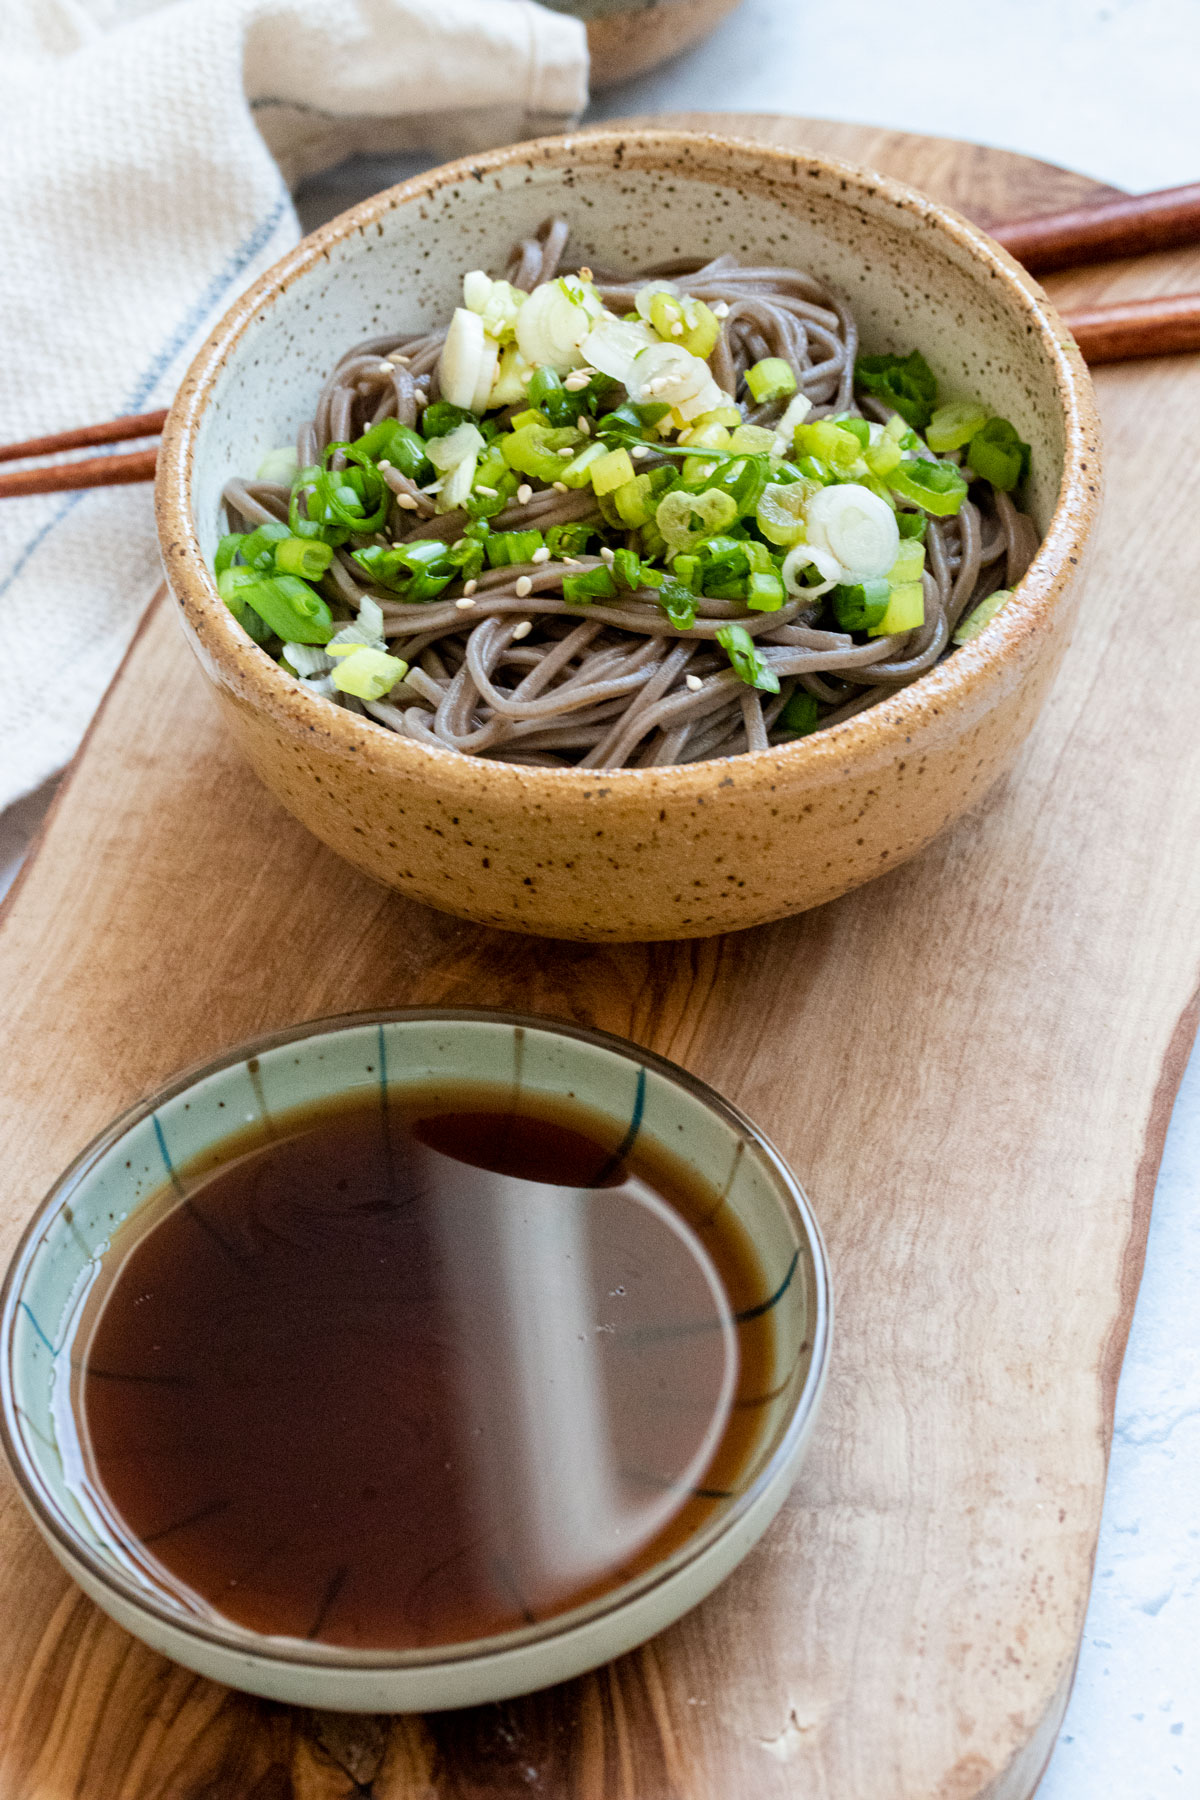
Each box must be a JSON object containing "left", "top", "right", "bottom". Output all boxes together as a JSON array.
[{"left": 4, "top": 3, "right": 1197, "bottom": 1790}]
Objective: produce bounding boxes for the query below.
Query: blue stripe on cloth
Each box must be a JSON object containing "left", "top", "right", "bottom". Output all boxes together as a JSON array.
[{"left": 0, "top": 191, "right": 293, "bottom": 602}]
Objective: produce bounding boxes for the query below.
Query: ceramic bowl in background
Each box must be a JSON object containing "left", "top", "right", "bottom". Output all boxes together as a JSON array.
[
  {"left": 0, "top": 1009, "right": 830, "bottom": 1712},
  {"left": 156, "top": 130, "right": 1101, "bottom": 941},
  {"left": 540, "top": 0, "right": 745, "bottom": 87}
]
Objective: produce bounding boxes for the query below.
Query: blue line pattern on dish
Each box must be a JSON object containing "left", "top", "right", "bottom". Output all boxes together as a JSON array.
[
  {"left": 591, "top": 1064, "right": 647, "bottom": 1186},
  {"left": 18, "top": 1302, "right": 57, "bottom": 1358},
  {"left": 152, "top": 1114, "right": 187, "bottom": 1200},
  {"left": 0, "top": 191, "right": 292, "bottom": 600},
  {"left": 735, "top": 1248, "right": 801, "bottom": 1324}
]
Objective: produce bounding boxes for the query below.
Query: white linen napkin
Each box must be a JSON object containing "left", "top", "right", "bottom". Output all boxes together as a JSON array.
[{"left": 0, "top": 0, "right": 587, "bottom": 808}]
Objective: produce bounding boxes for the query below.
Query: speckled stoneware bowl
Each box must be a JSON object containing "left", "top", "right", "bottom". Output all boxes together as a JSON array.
[
  {"left": 0, "top": 1010, "right": 829, "bottom": 1712},
  {"left": 541, "top": 0, "right": 745, "bottom": 87},
  {"left": 156, "top": 130, "right": 1101, "bottom": 942}
]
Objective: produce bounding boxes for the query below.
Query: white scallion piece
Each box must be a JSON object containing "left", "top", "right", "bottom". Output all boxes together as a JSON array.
[
  {"left": 439, "top": 308, "right": 488, "bottom": 409},
  {"left": 803, "top": 483, "right": 900, "bottom": 583},
  {"left": 771, "top": 391, "right": 814, "bottom": 454}
]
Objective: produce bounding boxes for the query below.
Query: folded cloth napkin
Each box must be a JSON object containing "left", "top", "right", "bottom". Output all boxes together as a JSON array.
[{"left": 0, "top": 0, "right": 587, "bottom": 809}]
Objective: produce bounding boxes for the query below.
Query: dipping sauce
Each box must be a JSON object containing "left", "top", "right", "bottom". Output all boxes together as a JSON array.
[{"left": 70, "top": 1085, "right": 775, "bottom": 1649}]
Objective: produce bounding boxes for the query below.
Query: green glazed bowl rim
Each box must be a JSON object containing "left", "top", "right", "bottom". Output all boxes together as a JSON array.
[{"left": 0, "top": 1006, "right": 831, "bottom": 1672}]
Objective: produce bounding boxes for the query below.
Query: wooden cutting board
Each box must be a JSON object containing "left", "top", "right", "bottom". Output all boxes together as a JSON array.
[{"left": 2, "top": 114, "right": 1198, "bottom": 1800}]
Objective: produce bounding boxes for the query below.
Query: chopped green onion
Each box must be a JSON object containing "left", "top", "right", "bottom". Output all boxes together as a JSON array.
[
  {"left": 214, "top": 532, "right": 244, "bottom": 577},
  {"left": 351, "top": 540, "right": 457, "bottom": 600},
  {"left": 832, "top": 578, "right": 891, "bottom": 632},
  {"left": 794, "top": 420, "right": 865, "bottom": 474},
  {"left": 778, "top": 690, "right": 820, "bottom": 737},
  {"left": 256, "top": 446, "right": 300, "bottom": 486},
  {"left": 926, "top": 401, "right": 989, "bottom": 453},
  {"left": 746, "top": 570, "right": 785, "bottom": 612},
  {"left": 240, "top": 520, "right": 291, "bottom": 568},
  {"left": 888, "top": 540, "right": 925, "bottom": 585},
  {"left": 275, "top": 536, "right": 333, "bottom": 579},
  {"left": 559, "top": 439, "right": 610, "bottom": 489},
  {"left": 728, "top": 424, "right": 777, "bottom": 455},
  {"left": 236, "top": 573, "right": 335, "bottom": 644},
  {"left": 954, "top": 587, "right": 1014, "bottom": 643},
  {"left": 612, "top": 471, "right": 660, "bottom": 528},
  {"left": 656, "top": 486, "right": 738, "bottom": 553},
  {"left": 716, "top": 623, "right": 780, "bottom": 693},
  {"left": 612, "top": 547, "right": 642, "bottom": 590},
  {"left": 354, "top": 419, "right": 433, "bottom": 484},
  {"left": 966, "top": 417, "right": 1031, "bottom": 491},
  {"left": 896, "top": 510, "right": 927, "bottom": 541},
  {"left": 501, "top": 423, "right": 581, "bottom": 484},
  {"left": 545, "top": 522, "right": 596, "bottom": 558},
  {"left": 756, "top": 479, "right": 816, "bottom": 547},
  {"left": 745, "top": 358, "right": 797, "bottom": 405},
  {"left": 486, "top": 529, "right": 545, "bottom": 568},
  {"left": 562, "top": 565, "right": 618, "bottom": 605},
  {"left": 216, "top": 566, "right": 272, "bottom": 643},
  {"left": 656, "top": 579, "right": 698, "bottom": 630},
  {"left": 672, "top": 553, "right": 700, "bottom": 589},
  {"left": 854, "top": 350, "right": 938, "bottom": 430},
  {"left": 527, "top": 365, "right": 579, "bottom": 427},
  {"left": 420, "top": 400, "right": 480, "bottom": 440},
  {"left": 889, "top": 457, "right": 968, "bottom": 516},
  {"left": 330, "top": 646, "right": 409, "bottom": 701},
  {"left": 869, "top": 581, "right": 925, "bottom": 638},
  {"left": 832, "top": 416, "right": 871, "bottom": 448},
  {"left": 590, "top": 447, "right": 637, "bottom": 496}
]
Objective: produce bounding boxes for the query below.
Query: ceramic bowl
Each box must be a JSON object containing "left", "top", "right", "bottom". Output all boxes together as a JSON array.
[
  {"left": 156, "top": 129, "right": 1101, "bottom": 942},
  {"left": 0, "top": 1009, "right": 830, "bottom": 1713},
  {"left": 541, "top": 0, "right": 745, "bottom": 87}
]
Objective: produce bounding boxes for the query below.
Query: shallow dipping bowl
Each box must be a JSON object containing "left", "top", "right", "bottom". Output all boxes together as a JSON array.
[
  {"left": 157, "top": 130, "right": 1100, "bottom": 941},
  {"left": 0, "top": 1009, "right": 829, "bottom": 1712}
]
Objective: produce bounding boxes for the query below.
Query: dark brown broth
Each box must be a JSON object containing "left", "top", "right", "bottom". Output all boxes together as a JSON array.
[{"left": 73, "top": 1085, "right": 774, "bottom": 1650}]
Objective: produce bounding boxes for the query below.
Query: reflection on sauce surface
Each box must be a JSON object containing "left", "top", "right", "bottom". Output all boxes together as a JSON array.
[{"left": 71, "top": 1086, "right": 775, "bottom": 1648}]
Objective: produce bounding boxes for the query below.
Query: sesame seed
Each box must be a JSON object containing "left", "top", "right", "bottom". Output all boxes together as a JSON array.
[
  {"left": 475, "top": 485, "right": 498, "bottom": 497},
  {"left": 669, "top": 322, "right": 684, "bottom": 337},
  {"left": 520, "top": 369, "right": 534, "bottom": 385},
  {"left": 578, "top": 267, "right": 593, "bottom": 283},
  {"left": 455, "top": 597, "right": 476, "bottom": 610},
  {"left": 378, "top": 360, "right": 395, "bottom": 372},
  {"left": 378, "top": 458, "right": 392, "bottom": 470},
  {"left": 532, "top": 546, "right": 551, "bottom": 564},
  {"left": 577, "top": 416, "right": 591, "bottom": 435},
  {"left": 632, "top": 445, "right": 650, "bottom": 459},
  {"left": 396, "top": 493, "right": 419, "bottom": 509},
  {"left": 600, "top": 546, "right": 615, "bottom": 564},
  {"left": 516, "top": 483, "right": 533, "bottom": 504},
  {"left": 564, "top": 372, "right": 590, "bottom": 392},
  {"left": 563, "top": 556, "right": 581, "bottom": 567},
  {"left": 552, "top": 481, "right": 569, "bottom": 492},
  {"left": 686, "top": 674, "right": 703, "bottom": 691},
  {"left": 712, "top": 302, "right": 730, "bottom": 319},
  {"left": 515, "top": 576, "right": 533, "bottom": 597},
  {"left": 393, "top": 351, "right": 411, "bottom": 363},
  {"left": 464, "top": 579, "right": 478, "bottom": 595},
  {"left": 558, "top": 447, "right": 574, "bottom": 457},
  {"left": 512, "top": 619, "right": 533, "bottom": 639}
]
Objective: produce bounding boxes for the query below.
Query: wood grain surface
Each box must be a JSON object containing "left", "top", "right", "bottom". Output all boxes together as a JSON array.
[{"left": 2, "top": 115, "right": 1199, "bottom": 1800}]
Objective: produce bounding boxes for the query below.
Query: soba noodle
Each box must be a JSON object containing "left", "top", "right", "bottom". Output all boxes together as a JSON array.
[{"left": 219, "top": 219, "right": 1038, "bottom": 769}]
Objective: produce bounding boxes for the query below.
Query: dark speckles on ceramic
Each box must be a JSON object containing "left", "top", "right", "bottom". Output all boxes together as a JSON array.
[{"left": 156, "top": 130, "right": 1102, "bottom": 943}]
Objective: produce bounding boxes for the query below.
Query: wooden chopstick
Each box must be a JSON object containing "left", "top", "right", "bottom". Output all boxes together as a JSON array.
[
  {"left": 0, "top": 447, "right": 160, "bottom": 499},
  {"left": 992, "top": 182, "right": 1200, "bottom": 273},
  {"left": 3, "top": 181, "right": 1200, "bottom": 501},
  {"left": 0, "top": 407, "right": 168, "bottom": 466},
  {"left": 1060, "top": 290, "right": 1200, "bottom": 363}
]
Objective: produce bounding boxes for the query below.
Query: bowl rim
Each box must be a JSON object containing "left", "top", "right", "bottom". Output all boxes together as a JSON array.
[
  {"left": 155, "top": 126, "right": 1101, "bottom": 797},
  {"left": 0, "top": 1005, "right": 831, "bottom": 1671}
]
